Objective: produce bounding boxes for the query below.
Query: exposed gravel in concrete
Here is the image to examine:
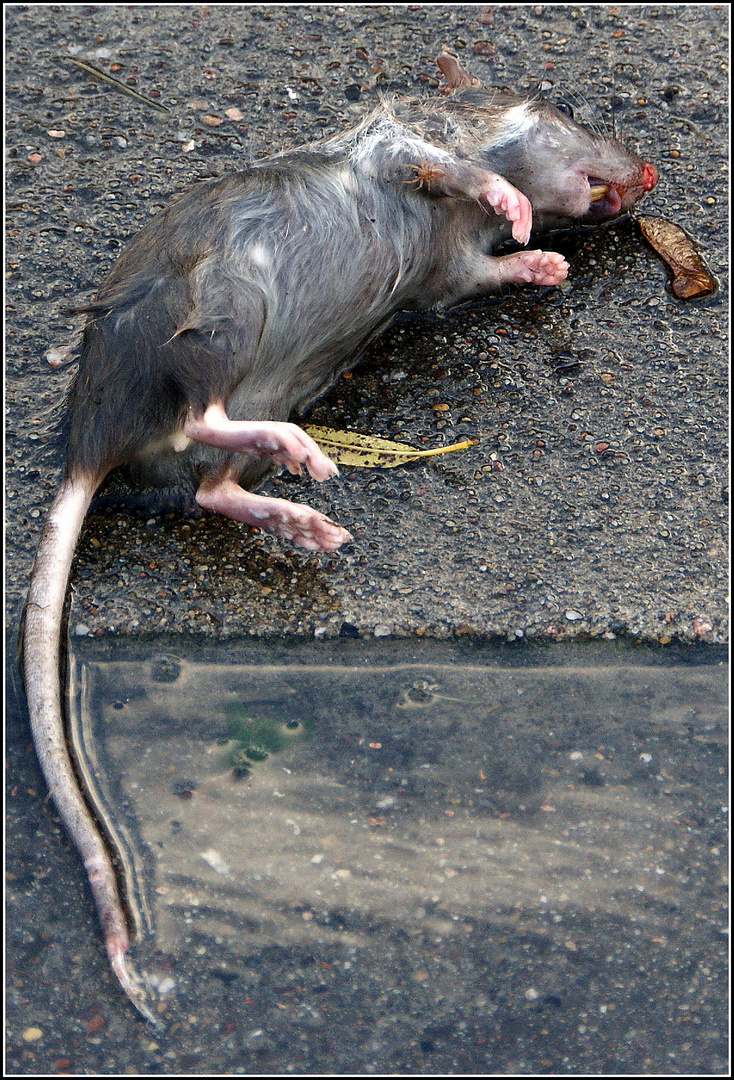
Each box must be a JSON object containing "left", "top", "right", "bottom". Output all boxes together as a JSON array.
[{"left": 6, "top": 3, "right": 728, "bottom": 647}]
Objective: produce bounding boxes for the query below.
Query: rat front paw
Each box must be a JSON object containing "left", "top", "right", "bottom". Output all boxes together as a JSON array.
[
  {"left": 478, "top": 176, "right": 533, "bottom": 246},
  {"left": 497, "top": 249, "right": 569, "bottom": 287}
]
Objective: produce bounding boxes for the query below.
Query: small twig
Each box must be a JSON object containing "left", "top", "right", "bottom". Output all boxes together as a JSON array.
[{"left": 59, "top": 56, "right": 170, "bottom": 115}]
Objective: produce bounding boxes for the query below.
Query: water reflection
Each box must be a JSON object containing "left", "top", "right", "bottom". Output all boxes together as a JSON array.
[{"left": 68, "top": 639, "right": 727, "bottom": 1014}]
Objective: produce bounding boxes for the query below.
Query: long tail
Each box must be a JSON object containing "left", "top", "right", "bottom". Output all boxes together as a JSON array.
[{"left": 23, "top": 474, "right": 157, "bottom": 1023}]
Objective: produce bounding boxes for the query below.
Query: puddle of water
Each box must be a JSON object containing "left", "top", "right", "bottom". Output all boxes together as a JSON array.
[{"left": 67, "top": 637, "right": 727, "bottom": 1028}]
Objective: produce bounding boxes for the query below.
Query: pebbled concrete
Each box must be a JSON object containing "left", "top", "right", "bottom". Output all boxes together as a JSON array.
[{"left": 6, "top": 3, "right": 727, "bottom": 648}]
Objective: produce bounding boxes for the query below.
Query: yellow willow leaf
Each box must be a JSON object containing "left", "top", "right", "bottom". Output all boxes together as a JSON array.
[{"left": 303, "top": 425, "right": 476, "bottom": 468}]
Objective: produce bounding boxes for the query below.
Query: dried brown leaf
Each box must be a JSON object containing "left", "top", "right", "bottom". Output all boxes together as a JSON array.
[{"left": 638, "top": 215, "right": 716, "bottom": 299}]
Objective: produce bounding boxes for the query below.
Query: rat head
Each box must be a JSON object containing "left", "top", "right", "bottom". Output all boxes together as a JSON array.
[
  {"left": 436, "top": 54, "right": 657, "bottom": 226},
  {"left": 476, "top": 93, "right": 658, "bottom": 225}
]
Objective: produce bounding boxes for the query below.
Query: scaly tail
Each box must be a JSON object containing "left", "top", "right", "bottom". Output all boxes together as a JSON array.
[{"left": 23, "top": 474, "right": 157, "bottom": 1024}]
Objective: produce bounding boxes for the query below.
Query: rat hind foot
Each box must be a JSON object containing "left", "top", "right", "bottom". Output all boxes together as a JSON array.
[
  {"left": 196, "top": 478, "right": 352, "bottom": 551},
  {"left": 184, "top": 405, "right": 338, "bottom": 482}
]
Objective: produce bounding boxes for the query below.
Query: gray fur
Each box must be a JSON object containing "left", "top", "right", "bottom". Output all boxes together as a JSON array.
[{"left": 68, "top": 86, "right": 651, "bottom": 502}]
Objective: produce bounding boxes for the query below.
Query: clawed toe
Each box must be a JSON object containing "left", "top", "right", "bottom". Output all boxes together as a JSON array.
[
  {"left": 196, "top": 480, "right": 352, "bottom": 552},
  {"left": 277, "top": 507, "right": 353, "bottom": 551}
]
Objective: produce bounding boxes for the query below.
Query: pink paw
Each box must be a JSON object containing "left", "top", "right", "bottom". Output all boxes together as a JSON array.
[
  {"left": 196, "top": 480, "right": 353, "bottom": 552},
  {"left": 252, "top": 497, "right": 353, "bottom": 552},
  {"left": 184, "top": 408, "right": 339, "bottom": 483},
  {"left": 497, "top": 249, "right": 569, "bottom": 287},
  {"left": 479, "top": 176, "right": 533, "bottom": 246},
  {"left": 246, "top": 422, "right": 338, "bottom": 483}
]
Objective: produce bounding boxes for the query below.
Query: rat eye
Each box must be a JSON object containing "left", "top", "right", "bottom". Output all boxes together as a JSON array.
[{"left": 555, "top": 101, "right": 575, "bottom": 119}]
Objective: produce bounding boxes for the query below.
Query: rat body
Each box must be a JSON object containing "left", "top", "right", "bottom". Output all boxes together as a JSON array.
[{"left": 22, "top": 55, "right": 657, "bottom": 1018}]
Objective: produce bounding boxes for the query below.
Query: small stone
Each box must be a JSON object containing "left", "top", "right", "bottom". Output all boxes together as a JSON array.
[{"left": 200, "top": 849, "right": 230, "bottom": 876}]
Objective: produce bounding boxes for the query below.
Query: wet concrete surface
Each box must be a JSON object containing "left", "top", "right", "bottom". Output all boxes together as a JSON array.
[
  {"left": 7, "top": 637, "right": 728, "bottom": 1074},
  {"left": 4, "top": 3, "right": 729, "bottom": 1075}
]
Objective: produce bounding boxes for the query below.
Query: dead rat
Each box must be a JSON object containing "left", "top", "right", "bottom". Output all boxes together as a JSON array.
[{"left": 22, "top": 53, "right": 657, "bottom": 1019}]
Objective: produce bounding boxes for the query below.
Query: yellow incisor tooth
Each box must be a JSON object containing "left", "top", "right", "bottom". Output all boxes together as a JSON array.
[{"left": 589, "top": 184, "right": 609, "bottom": 202}]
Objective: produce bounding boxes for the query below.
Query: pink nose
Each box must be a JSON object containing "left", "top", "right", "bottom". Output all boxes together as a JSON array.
[{"left": 641, "top": 162, "right": 658, "bottom": 191}]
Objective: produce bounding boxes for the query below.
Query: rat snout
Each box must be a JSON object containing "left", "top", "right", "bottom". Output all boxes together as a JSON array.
[
  {"left": 641, "top": 162, "right": 658, "bottom": 192},
  {"left": 587, "top": 159, "right": 658, "bottom": 218},
  {"left": 618, "top": 160, "right": 658, "bottom": 210}
]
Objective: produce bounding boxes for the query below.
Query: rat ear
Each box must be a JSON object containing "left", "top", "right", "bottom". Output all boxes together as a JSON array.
[{"left": 436, "top": 53, "right": 483, "bottom": 93}]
